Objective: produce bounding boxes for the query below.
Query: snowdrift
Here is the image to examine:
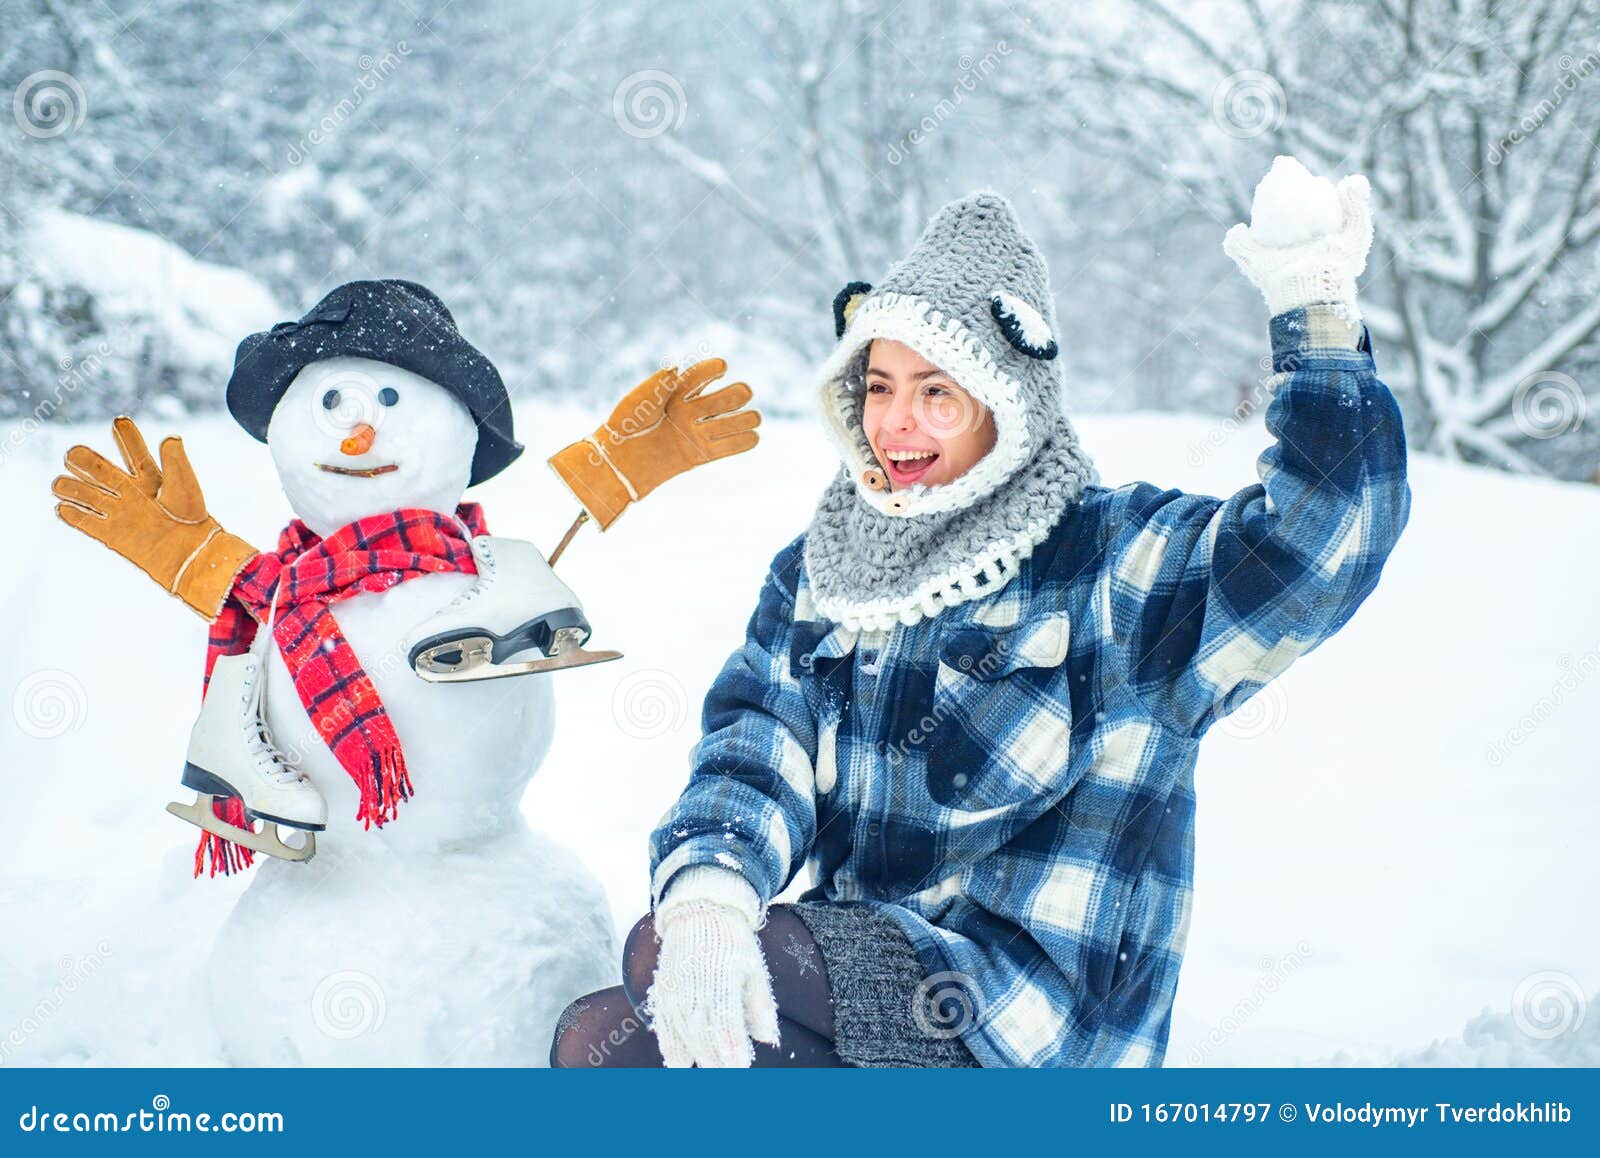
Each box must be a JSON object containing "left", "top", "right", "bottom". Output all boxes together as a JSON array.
[{"left": 2, "top": 397, "right": 1594, "bottom": 1066}]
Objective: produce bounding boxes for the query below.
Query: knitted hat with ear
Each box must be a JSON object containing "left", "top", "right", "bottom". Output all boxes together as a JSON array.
[{"left": 803, "top": 192, "right": 1097, "bottom": 630}]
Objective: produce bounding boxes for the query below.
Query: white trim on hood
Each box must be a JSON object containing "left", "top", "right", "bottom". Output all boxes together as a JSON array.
[{"left": 815, "top": 291, "right": 1031, "bottom": 520}]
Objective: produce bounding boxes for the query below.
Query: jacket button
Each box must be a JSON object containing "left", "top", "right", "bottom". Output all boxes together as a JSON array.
[{"left": 867, "top": 821, "right": 882, "bottom": 836}]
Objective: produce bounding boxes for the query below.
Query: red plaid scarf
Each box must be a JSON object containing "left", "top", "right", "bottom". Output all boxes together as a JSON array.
[{"left": 197, "top": 504, "right": 488, "bottom": 877}]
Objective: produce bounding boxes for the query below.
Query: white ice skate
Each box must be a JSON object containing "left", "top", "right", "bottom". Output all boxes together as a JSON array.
[
  {"left": 405, "top": 535, "right": 622, "bottom": 683},
  {"left": 166, "top": 651, "right": 326, "bottom": 863}
]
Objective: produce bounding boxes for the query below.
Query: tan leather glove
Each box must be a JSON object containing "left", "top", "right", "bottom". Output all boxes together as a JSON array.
[
  {"left": 548, "top": 358, "right": 760, "bottom": 530},
  {"left": 52, "top": 416, "right": 260, "bottom": 621}
]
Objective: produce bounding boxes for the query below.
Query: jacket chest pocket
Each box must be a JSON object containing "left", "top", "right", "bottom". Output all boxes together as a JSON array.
[
  {"left": 925, "top": 611, "right": 1074, "bottom": 810},
  {"left": 790, "top": 618, "right": 856, "bottom": 797}
]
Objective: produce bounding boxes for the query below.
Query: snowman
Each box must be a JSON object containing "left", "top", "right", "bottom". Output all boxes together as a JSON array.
[{"left": 50, "top": 280, "right": 761, "bottom": 1064}]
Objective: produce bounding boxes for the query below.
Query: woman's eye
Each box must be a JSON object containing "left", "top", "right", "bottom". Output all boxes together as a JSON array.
[
  {"left": 378, "top": 387, "right": 399, "bottom": 406},
  {"left": 924, "top": 384, "right": 948, "bottom": 396},
  {"left": 866, "top": 381, "right": 888, "bottom": 394},
  {"left": 321, "top": 389, "right": 341, "bottom": 410}
]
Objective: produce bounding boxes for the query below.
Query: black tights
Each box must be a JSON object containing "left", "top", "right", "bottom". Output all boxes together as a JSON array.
[{"left": 549, "top": 904, "right": 848, "bottom": 1067}]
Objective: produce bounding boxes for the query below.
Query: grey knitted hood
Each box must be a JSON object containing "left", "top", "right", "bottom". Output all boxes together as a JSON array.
[{"left": 803, "top": 192, "right": 1098, "bottom": 630}]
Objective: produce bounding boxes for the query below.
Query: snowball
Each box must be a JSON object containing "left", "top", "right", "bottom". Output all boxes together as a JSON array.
[{"left": 1248, "top": 155, "right": 1342, "bottom": 247}]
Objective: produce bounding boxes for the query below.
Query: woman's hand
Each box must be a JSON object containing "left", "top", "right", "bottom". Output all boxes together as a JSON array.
[
  {"left": 1224, "top": 154, "right": 1373, "bottom": 323},
  {"left": 645, "top": 865, "right": 780, "bottom": 1068}
]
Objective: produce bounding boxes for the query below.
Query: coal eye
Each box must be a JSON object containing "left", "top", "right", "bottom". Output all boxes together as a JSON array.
[
  {"left": 321, "top": 389, "right": 341, "bottom": 410},
  {"left": 378, "top": 387, "right": 399, "bottom": 406}
]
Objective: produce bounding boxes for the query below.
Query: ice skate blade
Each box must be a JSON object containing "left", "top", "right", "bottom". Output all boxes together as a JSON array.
[
  {"left": 166, "top": 795, "right": 318, "bottom": 863},
  {"left": 413, "top": 641, "right": 624, "bottom": 683},
  {"left": 411, "top": 621, "right": 623, "bottom": 683}
]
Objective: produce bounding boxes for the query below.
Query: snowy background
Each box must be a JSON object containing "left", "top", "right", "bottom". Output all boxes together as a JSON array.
[{"left": 2, "top": 0, "right": 1597, "bottom": 1065}]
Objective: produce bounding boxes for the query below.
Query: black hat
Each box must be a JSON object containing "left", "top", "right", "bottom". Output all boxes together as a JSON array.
[{"left": 226, "top": 279, "right": 523, "bottom": 486}]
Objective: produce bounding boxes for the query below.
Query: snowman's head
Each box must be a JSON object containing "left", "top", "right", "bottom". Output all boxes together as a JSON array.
[{"left": 266, "top": 357, "right": 479, "bottom": 538}]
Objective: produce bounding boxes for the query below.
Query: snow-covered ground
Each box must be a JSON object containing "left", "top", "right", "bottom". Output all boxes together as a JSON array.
[{"left": 1, "top": 398, "right": 1595, "bottom": 1066}]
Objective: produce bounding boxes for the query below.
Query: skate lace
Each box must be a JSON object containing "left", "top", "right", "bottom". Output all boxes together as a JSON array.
[
  {"left": 439, "top": 528, "right": 493, "bottom": 612},
  {"left": 243, "top": 581, "right": 304, "bottom": 785},
  {"left": 246, "top": 714, "right": 303, "bottom": 784}
]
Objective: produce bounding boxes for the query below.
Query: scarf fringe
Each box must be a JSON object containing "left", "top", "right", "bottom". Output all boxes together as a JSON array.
[
  {"left": 358, "top": 747, "right": 414, "bottom": 829},
  {"left": 193, "top": 796, "right": 257, "bottom": 878}
]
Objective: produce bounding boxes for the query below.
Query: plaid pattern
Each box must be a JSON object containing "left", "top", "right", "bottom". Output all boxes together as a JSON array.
[
  {"left": 651, "top": 307, "right": 1411, "bottom": 1066},
  {"left": 197, "top": 504, "right": 487, "bottom": 876}
]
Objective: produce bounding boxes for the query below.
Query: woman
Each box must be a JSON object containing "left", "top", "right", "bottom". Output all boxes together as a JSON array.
[{"left": 551, "top": 157, "right": 1410, "bottom": 1068}]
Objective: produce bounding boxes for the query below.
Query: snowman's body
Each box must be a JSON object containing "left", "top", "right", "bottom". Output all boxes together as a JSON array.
[
  {"left": 263, "top": 574, "right": 547, "bottom": 855},
  {"left": 203, "top": 357, "right": 616, "bottom": 1065}
]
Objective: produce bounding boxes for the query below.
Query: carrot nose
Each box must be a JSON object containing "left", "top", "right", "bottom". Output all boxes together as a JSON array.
[{"left": 340, "top": 423, "right": 376, "bottom": 456}]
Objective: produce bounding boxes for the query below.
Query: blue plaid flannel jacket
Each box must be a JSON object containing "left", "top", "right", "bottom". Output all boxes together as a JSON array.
[{"left": 650, "top": 306, "right": 1411, "bottom": 1066}]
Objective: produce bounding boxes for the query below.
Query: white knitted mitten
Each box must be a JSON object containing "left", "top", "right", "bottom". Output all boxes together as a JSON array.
[
  {"left": 645, "top": 865, "right": 781, "bottom": 1068},
  {"left": 1224, "top": 154, "right": 1373, "bottom": 323}
]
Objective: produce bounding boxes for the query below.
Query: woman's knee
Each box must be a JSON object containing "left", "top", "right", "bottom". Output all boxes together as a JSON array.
[
  {"left": 549, "top": 986, "right": 652, "bottom": 1068},
  {"left": 549, "top": 992, "right": 601, "bottom": 1068},
  {"left": 621, "top": 912, "right": 659, "bottom": 1007}
]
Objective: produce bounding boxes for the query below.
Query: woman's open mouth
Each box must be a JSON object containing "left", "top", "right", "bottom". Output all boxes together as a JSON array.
[
  {"left": 882, "top": 447, "right": 940, "bottom": 486},
  {"left": 316, "top": 463, "right": 399, "bottom": 478}
]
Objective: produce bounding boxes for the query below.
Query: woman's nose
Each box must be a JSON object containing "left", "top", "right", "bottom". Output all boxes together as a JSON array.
[
  {"left": 886, "top": 389, "right": 918, "bottom": 430},
  {"left": 340, "top": 423, "right": 376, "bottom": 456}
]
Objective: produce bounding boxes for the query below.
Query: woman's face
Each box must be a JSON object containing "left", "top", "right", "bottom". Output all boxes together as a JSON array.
[{"left": 862, "top": 339, "right": 997, "bottom": 490}]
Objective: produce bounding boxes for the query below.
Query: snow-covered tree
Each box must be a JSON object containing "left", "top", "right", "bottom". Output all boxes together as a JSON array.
[
  {"left": 637, "top": 0, "right": 1007, "bottom": 353},
  {"left": 1006, "top": 0, "right": 1600, "bottom": 478}
]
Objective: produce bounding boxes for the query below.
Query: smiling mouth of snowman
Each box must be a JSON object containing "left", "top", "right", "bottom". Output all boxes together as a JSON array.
[
  {"left": 316, "top": 463, "right": 399, "bottom": 477},
  {"left": 880, "top": 447, "right": 940, "bottom": 485}
]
